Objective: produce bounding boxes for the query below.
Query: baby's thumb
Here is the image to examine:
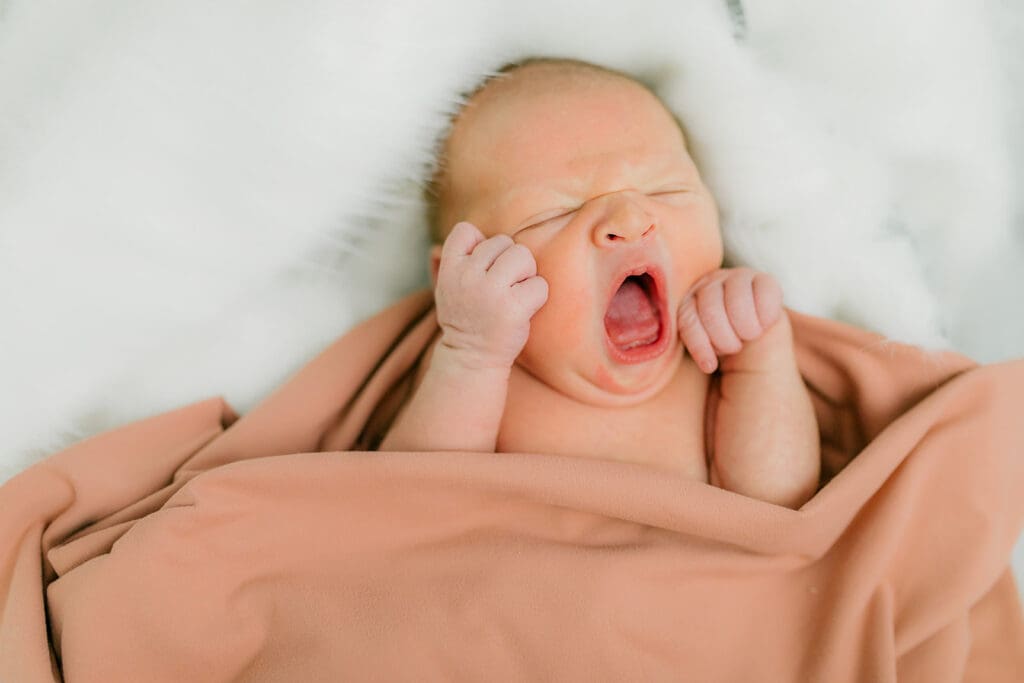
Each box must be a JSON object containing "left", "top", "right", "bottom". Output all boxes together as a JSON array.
[{"left": 441, "top": 221, "right": 485, "bottom": 263}]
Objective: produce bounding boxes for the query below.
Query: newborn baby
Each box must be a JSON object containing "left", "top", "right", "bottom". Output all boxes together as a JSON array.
[{"left": 381, "top": 58, "right": 821, "bottom": 509}]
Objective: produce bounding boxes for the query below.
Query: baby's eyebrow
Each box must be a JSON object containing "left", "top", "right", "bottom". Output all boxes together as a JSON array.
[
  {"left": 507, "top": 172, "right": 614, "bottom": 205},
  {"left": 493, "top": 186, "right": 581, "bottom": 220}
]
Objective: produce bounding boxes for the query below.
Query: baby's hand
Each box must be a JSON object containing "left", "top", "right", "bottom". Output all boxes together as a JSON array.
[
  {"left": 434, "top": 221, "right": 549, "bottom": 371},
  {"left": 677, "top": 267, "right": 788, "bottom": 375}
]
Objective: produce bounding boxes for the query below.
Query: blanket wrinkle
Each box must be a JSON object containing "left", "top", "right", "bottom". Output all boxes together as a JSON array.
[{"left": 1, "top": 288, "right": 1022, "bottom": 682}]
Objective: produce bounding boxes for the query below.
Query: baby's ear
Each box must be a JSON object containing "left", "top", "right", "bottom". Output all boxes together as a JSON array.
[{"left": 429, "top": 244, "right": 442, "bottom": 289}]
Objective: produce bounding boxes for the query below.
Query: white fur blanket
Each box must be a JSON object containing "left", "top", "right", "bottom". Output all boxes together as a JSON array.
[{"left": 2, "top": 0, "right": 1023, "bottom": 581}]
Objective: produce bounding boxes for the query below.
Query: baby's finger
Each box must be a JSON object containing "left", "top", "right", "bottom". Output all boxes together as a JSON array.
[
  {"left": 468, "top": 234, "right": 516, "bottom": 272},
  {"left": 723, "top": 270, "right": 763, "bottom": 341},
  {"left": 440, "top": 222, "right": 486, "bottom": 267},
  {"left": 681, "top": 268, "right": 727, "bottom": 300},
  {"left": 753, "top": 273, "right": 783, "bottom": 329},
  {"left": 442, "top": 222, "right": 485, "bottom": 259},
  {"left": 677, "top": 295, "right": 718, "bottom": 373},
  {"left": 510, "top": 275, "right": 549, "bottom": 315},
  {"left": 696, "top": 279, "right": 743, "bottom": 355},
  {"left": 487, "top": 242, "right": 537, "bottom": 285}
]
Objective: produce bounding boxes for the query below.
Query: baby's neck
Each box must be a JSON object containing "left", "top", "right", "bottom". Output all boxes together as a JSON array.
[{"left": 497, "top": 352, "right": 711, "bottom": 478}]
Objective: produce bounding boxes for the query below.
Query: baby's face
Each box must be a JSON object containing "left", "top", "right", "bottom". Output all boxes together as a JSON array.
[{"left": 436, "top": 70, "right": 723, "bottom": 407}]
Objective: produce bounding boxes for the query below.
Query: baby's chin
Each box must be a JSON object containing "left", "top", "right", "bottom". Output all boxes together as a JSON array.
[{"left": 517, "top": 342, "right": 685, "bottom": 408}]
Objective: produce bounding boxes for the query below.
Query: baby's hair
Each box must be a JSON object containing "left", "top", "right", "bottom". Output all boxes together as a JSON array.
[{"left": 423, "top": 56, "right": 693, "bottom": 244}]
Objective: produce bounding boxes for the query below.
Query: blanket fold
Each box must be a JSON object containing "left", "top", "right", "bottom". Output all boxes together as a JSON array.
[{"left": 2, "top": 289, "right": 1023, "bottom": 682}]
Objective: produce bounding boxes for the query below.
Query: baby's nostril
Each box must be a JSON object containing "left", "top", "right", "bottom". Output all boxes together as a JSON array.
[{"left": 604, "top": 225, "right": 652, "bottom": 242}]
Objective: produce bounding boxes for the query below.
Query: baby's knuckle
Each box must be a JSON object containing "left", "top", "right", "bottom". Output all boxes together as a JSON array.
[
  {"left": 498, "top": 243, "right": 526, "bottom": 264},
  {"left": 728, "top": 291, "right": 758, "bottom": 318},
  {"left": 510, "top": 243, "right": 534, "bottom": 262},
  {"left": 754, "top": 272, "right": 781, "bottom": 295},
  {"left": 696, "top": 297, "right": 723, "bottom": 325},
  {"left": 485, "top": 272, "right": 504, "bottom": 291},
  {"left": 489, "top": 234, "right": 515, "bottom": 249},
  {"left": 677, "top": 302, "right": 701, "bottom": 329},
  {"left": 694, "top": 283, "right": 716, "bottom": 306}
]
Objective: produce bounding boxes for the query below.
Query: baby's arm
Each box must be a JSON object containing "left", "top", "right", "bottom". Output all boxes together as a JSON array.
[
  {"left": 380, "top": 222, "right": 548, "bottom": 453},
  {"left": 679, "top": 269, "right": 820, "bottom": 509}
]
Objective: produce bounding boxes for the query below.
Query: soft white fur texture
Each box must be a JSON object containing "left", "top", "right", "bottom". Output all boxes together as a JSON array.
[{"left": 1, "top": 0, "right": 1023, "bottom": 585}]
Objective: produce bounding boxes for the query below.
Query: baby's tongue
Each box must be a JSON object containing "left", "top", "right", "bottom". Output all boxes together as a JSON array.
[{"left": 604, "top": 279, "right": 660, "bottom": 349}]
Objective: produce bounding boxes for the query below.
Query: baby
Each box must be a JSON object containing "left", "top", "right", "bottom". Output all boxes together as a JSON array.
[{"left": 380, "top": 57, "right": 821, "bottom": 509}]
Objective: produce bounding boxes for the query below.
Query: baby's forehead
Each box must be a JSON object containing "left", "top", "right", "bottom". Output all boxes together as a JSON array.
[
  {"left": 457, "top": 66, "right": 685, "bottom": 150},
  {"left": 462, "top": 83, "right": 687, "bottom": 165},
  {"left": 472, "top": 65, "right": 647, "bottom": 116}
]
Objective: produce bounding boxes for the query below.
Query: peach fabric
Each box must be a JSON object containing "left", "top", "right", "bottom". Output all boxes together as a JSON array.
[{"left": 1, "top": 288, "right": 1023, "bottom": 682}]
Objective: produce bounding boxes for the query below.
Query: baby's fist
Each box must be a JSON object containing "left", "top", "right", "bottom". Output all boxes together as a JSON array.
[
  {"left": 677, "top": 267, "right": 784, "bottom": 374},
  {"left": 434, "top": 221, "right": 548, "bottom": 370}
]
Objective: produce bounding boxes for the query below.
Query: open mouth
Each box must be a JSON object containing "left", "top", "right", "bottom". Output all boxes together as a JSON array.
[{"left": 603, "top": 270, "right": 669, "bottom": 364}]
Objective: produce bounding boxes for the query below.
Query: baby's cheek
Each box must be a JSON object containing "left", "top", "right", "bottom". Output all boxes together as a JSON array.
[
  {"left": 526, "top": 300, "right": 586, "bottom": 353},
  {"left": 518, "top": 276, "right": 590, "bottom": 371}
]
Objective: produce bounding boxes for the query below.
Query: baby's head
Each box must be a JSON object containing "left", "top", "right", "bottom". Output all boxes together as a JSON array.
[{"left": 426, "top": 57, "right": 724, "bottom": 406}]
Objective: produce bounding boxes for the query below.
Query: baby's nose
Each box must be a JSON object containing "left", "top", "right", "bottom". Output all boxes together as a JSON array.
[{"left": 590, "top": 194, "right": 656, "bottom": 247}]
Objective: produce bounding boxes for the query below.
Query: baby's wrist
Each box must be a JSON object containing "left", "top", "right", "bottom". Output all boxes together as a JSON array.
[
  {"left": 432, "top": 342, "right": 514, "bottom": 377},
  {"left": 718, "top": 311, "right": 798, "bottom": 375}
]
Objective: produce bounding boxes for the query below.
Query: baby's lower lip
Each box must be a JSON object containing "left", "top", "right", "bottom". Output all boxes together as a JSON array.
[{"left": 604, "top": 314, "right": 670, "bottom": 364}]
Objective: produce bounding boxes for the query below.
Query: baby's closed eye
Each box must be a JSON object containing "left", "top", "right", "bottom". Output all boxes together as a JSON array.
[
  {"left": 513, "top": 187, "right": 695, "bottom": 235},
  {"left": 514, "top": 209, "right": 579, "bottom": 235},
  {"left": 649, "top": 188, "right": 695, "bottom": 205}
]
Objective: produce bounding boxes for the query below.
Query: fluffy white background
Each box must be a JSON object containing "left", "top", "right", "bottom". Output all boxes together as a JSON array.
[{"left": 1, "top": 0, "right": 1022, "bottom": 590}]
